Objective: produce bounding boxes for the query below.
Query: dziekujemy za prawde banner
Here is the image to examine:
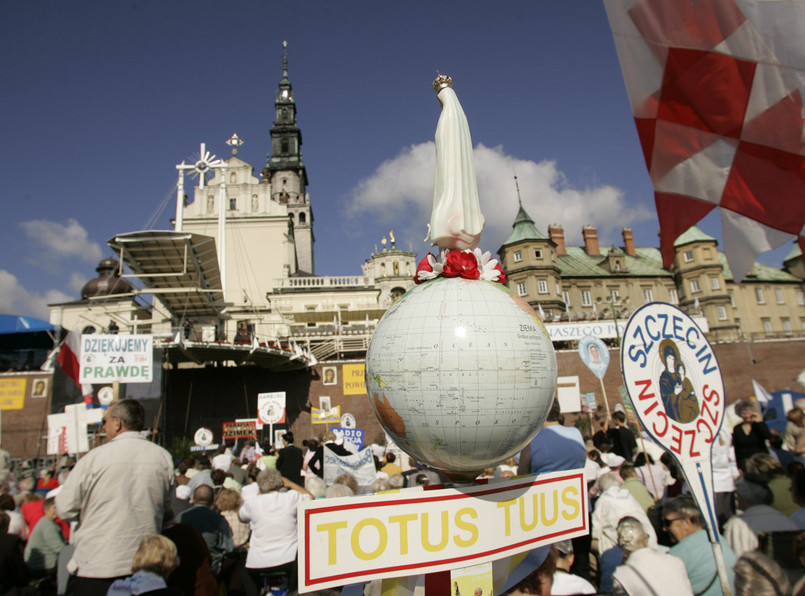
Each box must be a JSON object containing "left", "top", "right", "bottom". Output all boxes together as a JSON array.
[
  {"left": 620, "top": 302, "right": 725, "bottom": 541},
  {"left": 297, "top": 471, "right": 588, "bottom": 592},
  {"left": 79, "top": 334, "right": 153, "bottom": 384}
]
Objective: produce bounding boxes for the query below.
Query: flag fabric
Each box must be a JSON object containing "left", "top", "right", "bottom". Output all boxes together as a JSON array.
[
  {"left": 56, "top": 328, "right": 93, "bottom": 404},
  {"left": 752, "top": 378, "right": 773, "bottom": 406},
  {"left": 538, "top": 303, "right": 546, "bottom": 321},
  {"left": 604, "top": 0, "right": 805, "bottom": 281}
]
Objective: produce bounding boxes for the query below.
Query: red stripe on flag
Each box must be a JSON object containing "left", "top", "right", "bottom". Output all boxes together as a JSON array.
[
  {"left": 629, "top": 0, "right": 746, "bottom": 49},
  {"left": 658, "top": 48, "right": 755, "bottom": 138},
  {"left": 656, "top": 192, "right": 716, "bottom": 267},
  {"left": 721, "top": 142, "right": 805, "bottom": 235}
]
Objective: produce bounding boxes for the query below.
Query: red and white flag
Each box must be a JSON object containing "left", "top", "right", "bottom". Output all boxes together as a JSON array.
[
  {"left": 56, "top": 328, "right": 93, "bottom": 405},
  {"left": 604, "top": 0, "right": 805, "bottom": 280}
]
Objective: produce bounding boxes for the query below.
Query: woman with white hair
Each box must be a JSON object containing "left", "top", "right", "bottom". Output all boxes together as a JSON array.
[
  {"left": 238, "top": 468, "right": 312, "bottom": 593},
  {"left": 612, "top": 517, "right": 692, "bottom": 596},
  {"left": 592, "top": 472, "right": 657, "bottom": 554},
  {"left": 733, "top": 550, "right": 791, "bottom": 596}
]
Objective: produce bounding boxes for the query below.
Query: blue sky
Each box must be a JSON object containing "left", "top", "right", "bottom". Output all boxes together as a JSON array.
[{"left": 0, "top": 1, "right": 792, "bottom": 319}]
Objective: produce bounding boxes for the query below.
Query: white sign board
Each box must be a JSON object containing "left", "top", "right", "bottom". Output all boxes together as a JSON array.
[
  {"left": 556, "top": 376, "right": 581, "bottom": 413},
  {"left": 298, "top": 470, "right": 587, "bottom": 592},
  {"left": 47, "top": 405, "right": 103, "bottom": 455},
  {"left": 322, "top": 445, "right": 376, "bottom": 487},
  {"left": 545, "top": 316, "right": 709, "bottom": 342},
  {"left": 257, "top": 392, "right": 286, "bottom": 428},
  {"left": 620, "top": 303, "right": 725, "bottom": 541},
  {"left": 79, "top": 334, "right": 153, "bottom": 384}
]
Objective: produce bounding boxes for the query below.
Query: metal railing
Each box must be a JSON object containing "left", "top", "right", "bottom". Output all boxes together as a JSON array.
[{"left": 273, "top": 276, "right": 368, "bottom": 289}]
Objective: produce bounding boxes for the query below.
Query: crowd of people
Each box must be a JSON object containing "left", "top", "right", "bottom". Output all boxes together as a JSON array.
[
  {"left": 509, "top": 399, "right": 805, "bottom": 595},
  {"left": 2, "top": 396, "right": 805, "bottom": 595}
]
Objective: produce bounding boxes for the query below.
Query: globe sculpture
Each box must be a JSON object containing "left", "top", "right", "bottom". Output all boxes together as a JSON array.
[
  {"left": 366, "top": 276, "right": 556, "bottom": 481},
  {"left": 365, "top": 74, "right": 558, "bottom": 481}
]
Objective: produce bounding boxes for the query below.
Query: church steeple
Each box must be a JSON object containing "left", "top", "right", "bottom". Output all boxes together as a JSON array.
[
  {"left": 264, "top": 42, "right": 315, "bottom": 275},
  {"left": 264, "top": 41, "right": 308, "bottom": 190}
]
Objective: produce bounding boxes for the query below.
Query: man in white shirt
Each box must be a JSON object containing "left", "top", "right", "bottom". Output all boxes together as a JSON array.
[{"left": 56, "top": 399, "right": 173, "bottom": 596}]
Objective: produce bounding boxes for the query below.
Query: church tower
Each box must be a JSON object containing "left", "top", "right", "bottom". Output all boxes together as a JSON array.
[{"left": 263, "top": 42, "right": 315, "bottom": 275}]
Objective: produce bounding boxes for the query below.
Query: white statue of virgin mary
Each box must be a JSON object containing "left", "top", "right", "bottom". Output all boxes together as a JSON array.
[{"left": 427, "top": 74, "right": 485, "bottom": 250}]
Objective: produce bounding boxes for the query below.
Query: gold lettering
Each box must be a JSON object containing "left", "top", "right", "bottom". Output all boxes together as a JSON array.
[
  {"left": 453, "top": 508, "right": 479, "bottom": 547},
  {"left": 421, "top": 511, "right": 449, "bottom": 552},
  {"left": 317, "top": 521, "right": 348, "bottom": 565},
  {"left": 352, "top": 518, "right": 387, "bottom": 560}
]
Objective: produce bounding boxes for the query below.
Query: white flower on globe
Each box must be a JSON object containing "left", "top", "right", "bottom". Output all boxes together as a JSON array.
[
  {"left": 473, "top": 249, "right": 503, "bottom": 282},
  {"left": 415, "top": 253, "right": 444, "bottom": 282}
]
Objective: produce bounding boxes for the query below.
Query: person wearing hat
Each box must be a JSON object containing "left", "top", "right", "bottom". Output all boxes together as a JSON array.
[
  {"left": 550, "top": 540, "right": 595, "bottom": 595},
  {"left": 612, "top": 517, "right": 692, "bottom": 595}
]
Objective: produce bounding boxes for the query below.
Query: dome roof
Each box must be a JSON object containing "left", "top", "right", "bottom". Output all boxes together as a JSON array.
[{"left": 80, "top": 258, "right": 134, "bottom": 299}]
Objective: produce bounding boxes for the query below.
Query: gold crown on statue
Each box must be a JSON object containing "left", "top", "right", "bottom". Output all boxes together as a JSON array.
[{"left": 432, "top": 72, "right": 453, "bottom": 93}]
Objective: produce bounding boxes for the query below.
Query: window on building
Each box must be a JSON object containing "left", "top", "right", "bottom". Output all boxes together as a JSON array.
[
  {"left": 683, "top": 250, "right": 694, "bottom": 262},
  {"left": 643, "top": 289, "right": 653, "bottom": 303},
  {"left": 281, "top": 139, "right": 289, "bottom": 153},
  {"left": 710, "top": 277, "right": 720, "bottom": 290},
  {"left": 230, "top": 173, "right": 236, "bottom": 184},
  {"left": 729, "top": 293, "right": 735, "bottom": 307},
  {"left": 562, "top": 290, "right": 570, "bottom": 305},
  {"left": 534, "top": 249, "right": 543, "bottom": 259},
  {"left": 669, "top": 289, "right": 679, "bottom": 304},
  {"left": 782, "top": 318, "right": 792, "bottom": 335},
  {"left": 776, "top": 288, "right": 785, "bottom": 304},
  {"left": 717, "top": 306, "right": 728, "bottom": 320},
  {"left": 299, "top": 212, "right": 306, "bottom": 223},
  {"left": 614, "top": 261, "right": 621, "bottom": 272},
  {"left": 229, "top": 198, "right": 236, "bottom": 210},
  {"left": 762, "top": 318, "right": 773, "bottom": 336},
  {"left": 581, "top": 290, "right": 592, "bottom": 307},
  {"left": 513, "top": 251, "right": 523, "bottom": 263},
  {"left": 798, "top": 291, "right": 805, "bottom": 306},
  {"left": 756, "top": 287, "right": 765, "bottom": 304},
  {"left": 538, "top": 280, "right": 548, "bottom": 294},
  {"left": 610, "top": 289, "right": 620, "bottom": 302},
  {"left": 690, "top": 279, "right": 701, "bottom": 293},
  {"left": 801, "top": 318, "right": 805, "bottom": 331},
  {"left": 517, "top": 282, "right": 527, "bottom": 297}
]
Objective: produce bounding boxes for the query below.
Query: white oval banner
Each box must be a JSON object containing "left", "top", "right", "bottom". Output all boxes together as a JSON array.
[
  {"left": 621, "top": 302, "right": 725, "bottom": 458},
  {"left": 620, "top": 302, "right": 725, "bottom": 541}
]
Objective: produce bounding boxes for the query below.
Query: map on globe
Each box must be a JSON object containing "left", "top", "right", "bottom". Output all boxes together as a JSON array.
[{"left": 366, "top": 277, "right": 557, "bottom": 476}]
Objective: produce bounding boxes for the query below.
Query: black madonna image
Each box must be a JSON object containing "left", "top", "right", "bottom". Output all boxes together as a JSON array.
[{"left": 657, "top": 338, "right": 699, "bottom": 423}]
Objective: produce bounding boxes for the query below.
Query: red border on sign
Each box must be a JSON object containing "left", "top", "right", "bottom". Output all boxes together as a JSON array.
[{"left": 302, "top": 471, "right": 588, "bottom": 586}]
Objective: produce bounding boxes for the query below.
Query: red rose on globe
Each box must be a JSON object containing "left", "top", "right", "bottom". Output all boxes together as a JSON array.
[
  {"left": 443, "top": 250, "right": 480, "bottom": 279},
  {"left": 414, "top": 255, "right": 434, "bottom": 284},
  {"left": 494, "top": 263, "right": 507, "bottom": 284}
]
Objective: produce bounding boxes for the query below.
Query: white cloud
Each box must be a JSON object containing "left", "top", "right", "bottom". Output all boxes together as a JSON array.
[
  {"left": 0, "top": 270, "right": 72, "bottom": 319},
  {"left": 69, "top": 272, "right": 88, "bottom": 294},
  {"left": 19, "top": 218, "right": 103, "bottom": 267},
  {"left": 346, "top": 143, "right": 652, "bottom": 251}
]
